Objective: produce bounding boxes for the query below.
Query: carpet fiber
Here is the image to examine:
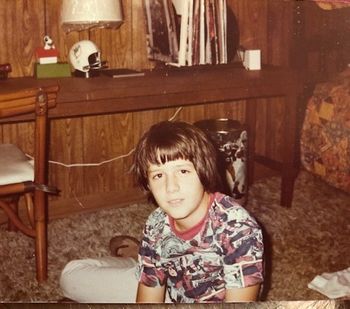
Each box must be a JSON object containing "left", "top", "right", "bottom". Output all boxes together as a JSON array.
[{"left": 0, "top": 170, "right": 349, "bottom": 302}]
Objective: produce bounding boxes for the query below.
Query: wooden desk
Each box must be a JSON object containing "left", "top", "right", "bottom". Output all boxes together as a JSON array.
[{"left": 0, "top": 64, "right": 300, "bottom": 207}]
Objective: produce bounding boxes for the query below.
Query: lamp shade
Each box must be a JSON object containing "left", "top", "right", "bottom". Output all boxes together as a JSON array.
[{"left": 61, "top": 0, "right": 123, "bottom": 32}]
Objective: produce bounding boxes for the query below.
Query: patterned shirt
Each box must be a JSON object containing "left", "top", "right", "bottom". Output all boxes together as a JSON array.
[{"left": 136, "top": 192, "right": 264, "bottom": 303}]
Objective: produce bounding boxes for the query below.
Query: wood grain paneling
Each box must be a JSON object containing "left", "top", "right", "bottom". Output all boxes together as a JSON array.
[
  {"left": 49, "top": 117, "right": 85, "bottom": 200},
  {"left": 0, "top": 1, "right": 45, "bottom": 76},
  {"left": 0, "top": 0, "right": 295, "bottom": 221}
]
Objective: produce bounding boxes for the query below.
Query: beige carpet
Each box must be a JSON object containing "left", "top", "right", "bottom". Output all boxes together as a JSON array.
[{"left": 0, "top": 170, "right": 349, "bottom": 302}]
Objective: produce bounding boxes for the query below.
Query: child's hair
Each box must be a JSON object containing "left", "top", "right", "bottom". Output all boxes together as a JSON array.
[{"left": 132, "top": 121, "right": 222, "bottom": 193}]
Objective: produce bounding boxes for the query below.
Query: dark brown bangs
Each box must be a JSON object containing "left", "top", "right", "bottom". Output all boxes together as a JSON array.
[
  {"left": 156, "top": 146, "right": 187, "bottom": 165},
  {"left": 146, "top": 138, "right": 192, "bottom": 166}
]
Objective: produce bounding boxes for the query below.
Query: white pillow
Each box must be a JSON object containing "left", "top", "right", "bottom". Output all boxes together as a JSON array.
[{"left": 0, "top": 144, "right": 34, "bottom": 185}]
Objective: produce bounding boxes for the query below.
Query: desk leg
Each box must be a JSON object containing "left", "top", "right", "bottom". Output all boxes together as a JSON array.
[
  {"left": 281, "top": 94, "right": 298, "bottom": 207},
  {"left": 246, "top": 99, "right": 257, "bottom": 187}
]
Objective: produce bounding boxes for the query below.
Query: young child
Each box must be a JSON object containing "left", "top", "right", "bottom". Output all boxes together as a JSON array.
[{"left": 59, "top": 120, "right": 264, "bottom": 303}]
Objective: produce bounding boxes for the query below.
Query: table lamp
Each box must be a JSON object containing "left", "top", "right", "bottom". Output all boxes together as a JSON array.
[{"left": 61, "top": 0, "right": 123, "bottom": 33}]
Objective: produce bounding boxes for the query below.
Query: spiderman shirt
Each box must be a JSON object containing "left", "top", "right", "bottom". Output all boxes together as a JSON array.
[{"left": 136, "top": 192, "right": 264, "bottom": 303}]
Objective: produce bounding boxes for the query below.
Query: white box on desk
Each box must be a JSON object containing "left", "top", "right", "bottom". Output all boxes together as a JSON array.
[{"left": 243, "top": 50, "right": 261, "bottom": 70}]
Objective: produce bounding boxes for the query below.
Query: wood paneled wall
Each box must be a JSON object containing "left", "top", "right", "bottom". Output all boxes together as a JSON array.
[{"left": 0, "top": 0, "right": 295, "bottom": 222}]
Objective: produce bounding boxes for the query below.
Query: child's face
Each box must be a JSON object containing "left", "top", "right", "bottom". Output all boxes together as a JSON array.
[{"left": 147, "top": 159, "right": 210, "bottom": 232}]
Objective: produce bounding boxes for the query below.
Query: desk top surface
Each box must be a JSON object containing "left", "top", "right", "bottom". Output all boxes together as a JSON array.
[{"left": 0, "top": 64, "right": 299, "bottom": 122}]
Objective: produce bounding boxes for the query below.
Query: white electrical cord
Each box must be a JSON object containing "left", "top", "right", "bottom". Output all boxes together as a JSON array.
[
  {"left": 27, "top": 107, "right": 184, "bottom": 168},
  {"left": 48, "top": 148, "right": 136, "bottom": 168}
]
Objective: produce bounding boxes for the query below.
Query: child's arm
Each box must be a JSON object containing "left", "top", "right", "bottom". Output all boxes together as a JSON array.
[
  {"left": 225, "top": 284, "right": 261, "bottom": 302},
  {"left": 136, "top": 282, "right": 166, "bottom": 303}
]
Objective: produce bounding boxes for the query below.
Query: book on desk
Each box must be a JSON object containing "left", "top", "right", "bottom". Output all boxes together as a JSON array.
[{"left": 100, "top": 69, "right": 145, "bottom": 78}]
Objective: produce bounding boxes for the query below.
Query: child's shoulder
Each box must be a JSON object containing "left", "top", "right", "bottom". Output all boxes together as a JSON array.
[
  {"left": 145, "top": 207, "right": 168, "bottom": 227},
  {"left": 213, "top": 192, "right": 243, "bottom": 209},
  {"left": 212, "top": 192, "right": 256, "bottom": 222},
  {"left": 143, "top": 207, "right": 170, "bottom": 239}
]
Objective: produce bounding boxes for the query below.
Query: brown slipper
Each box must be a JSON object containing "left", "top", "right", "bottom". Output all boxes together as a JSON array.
[{"left": 109, "top": 235, "right": 140, "bottom": 260}]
